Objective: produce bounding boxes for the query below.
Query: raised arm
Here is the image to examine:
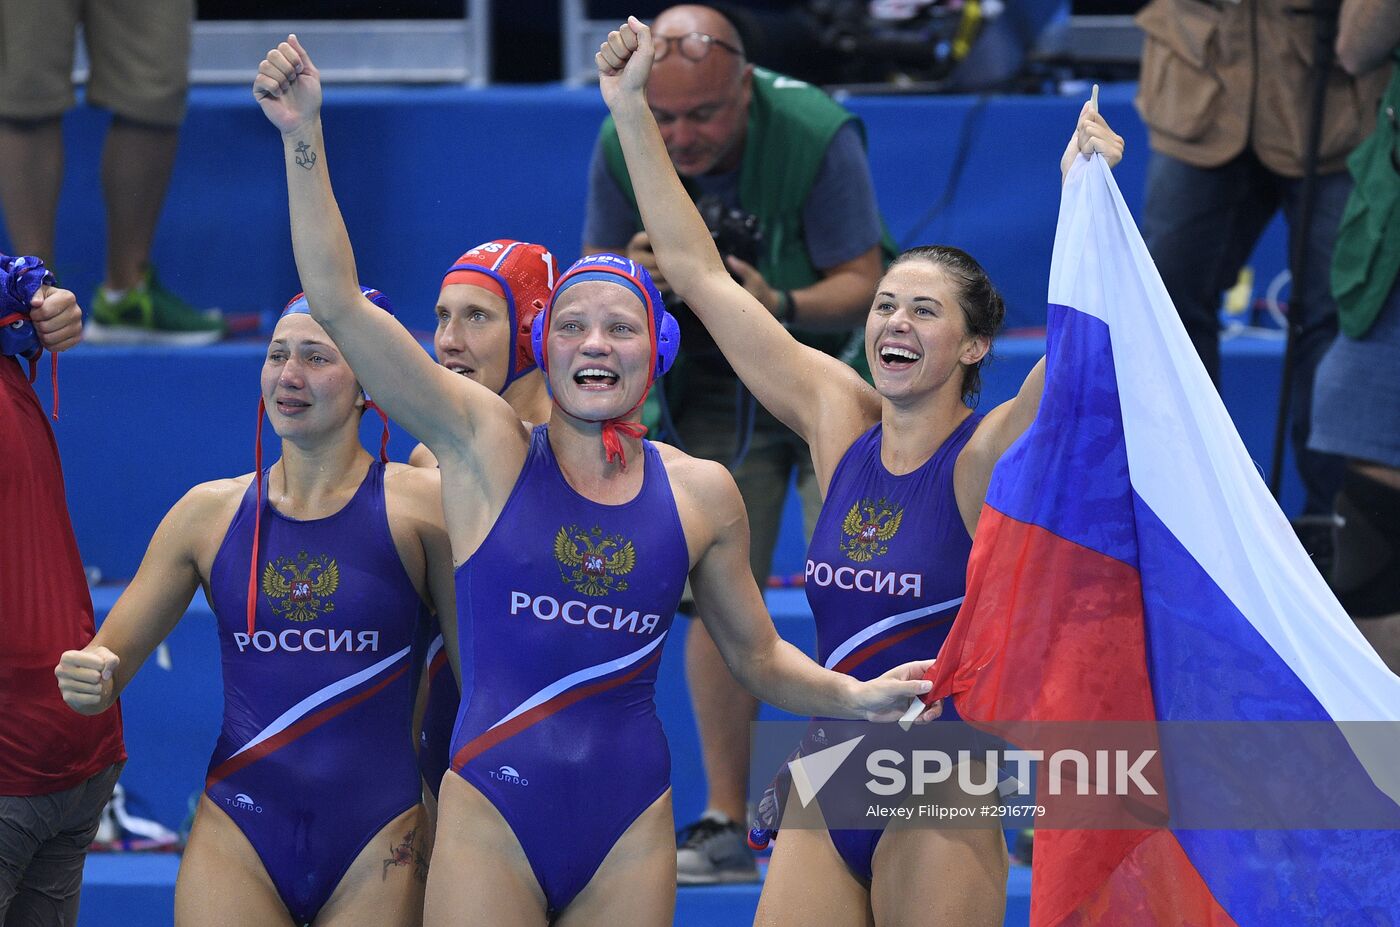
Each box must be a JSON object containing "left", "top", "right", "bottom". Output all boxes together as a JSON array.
[
  {"left": 954, "top": 97, "right": 1125, "bottom": 529},
  {"left": 54, "top": 484, "right": 229, "bottom": 715},
  {"left": 252, "top": 37, "right": 524, "bottom": 468},
  {"left": 954, "top": 358, "right": 1044, "bottom": 531},
  {"left": 596, "top": 19, "right": 876, "bottom": 450},
  {"left": 679, "top": 457, "right": 936, "bottom": 722}
]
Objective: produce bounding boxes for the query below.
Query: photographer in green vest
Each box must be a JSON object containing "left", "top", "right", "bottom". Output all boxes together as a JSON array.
[{"left": 583, "top": 3, "right": 894, "bottom": 885}]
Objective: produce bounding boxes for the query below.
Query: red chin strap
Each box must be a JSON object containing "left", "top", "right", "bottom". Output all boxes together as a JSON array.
[
  {"left": 0, "top": 311, "right": 58, "bottom": 420},
  {"left": 248, "top": 399, "right": 267, "bottom": 637},
  {"left": 599, "top": 415, "right": 648, "bottom": 469},
  {"left": 548, "top": 382, "right": 651, "bottom": 470},
  {"left": 364, "top": 399, "right": 391, "bottom": 464}
]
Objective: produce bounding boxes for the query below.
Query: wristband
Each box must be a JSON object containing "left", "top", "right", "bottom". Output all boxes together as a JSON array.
[{"left": 776, "top": 289, "right": 795, "bottom": 324}]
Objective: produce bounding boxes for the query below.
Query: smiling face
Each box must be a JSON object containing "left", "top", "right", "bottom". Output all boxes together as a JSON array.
[
  {"left": 545, "top": 281, "right": 654, "bottom": 422},
  {"left": 262, "top": 313, "right": 363, "bottom": 443},
  {"left": 434, "top": 282, "right": 514, "bottom": 393},
  {"left": 865, "top": 260, "right": 990, "bottom": 404}
]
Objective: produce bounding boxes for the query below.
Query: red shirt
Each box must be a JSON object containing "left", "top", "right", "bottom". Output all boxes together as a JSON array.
[{"left": 0, "top": 356, "right": 124, "bottom": 796}]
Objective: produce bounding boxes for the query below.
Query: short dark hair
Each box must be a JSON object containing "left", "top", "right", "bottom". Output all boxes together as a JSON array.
[{"left": 886, "top": 245, "right": 1005, "bottom": 405}]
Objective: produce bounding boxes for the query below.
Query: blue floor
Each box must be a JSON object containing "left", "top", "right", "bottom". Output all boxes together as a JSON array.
[{"left": 77, "top": 853, "right": 1033, "bottom": 926}]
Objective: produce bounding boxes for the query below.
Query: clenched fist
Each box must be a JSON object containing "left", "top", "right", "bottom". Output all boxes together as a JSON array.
[{"left": 54, "top": 646, "right": 120, "bottom": 715}]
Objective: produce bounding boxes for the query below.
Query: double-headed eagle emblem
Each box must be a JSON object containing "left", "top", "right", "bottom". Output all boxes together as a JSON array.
[
  {"left": 261, "top": 550, "right": 339, "bottom": 622},
  {"left": 553, "top": 525, "right": 636, "bottom": 597},
  {"left": 839, "top": 498, "right": 904, "bottom": 562}
]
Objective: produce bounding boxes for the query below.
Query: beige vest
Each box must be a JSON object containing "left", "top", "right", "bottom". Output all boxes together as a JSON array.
[{"left": 1135, "top": 0, "right": 1390, "bottom": 176}]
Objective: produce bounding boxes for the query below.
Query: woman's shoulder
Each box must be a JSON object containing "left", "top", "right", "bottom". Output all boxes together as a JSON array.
[{"left": 651, "top": 441, "right": 742, "bottom": 519}]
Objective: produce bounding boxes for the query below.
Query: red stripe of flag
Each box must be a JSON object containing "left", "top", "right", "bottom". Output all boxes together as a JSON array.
[
  {"left": 927, "top": 508, "right": 1166, "bottom": 926},
  {"left": 1055, "top": 830, "right": 1239, "bottom": 926}
]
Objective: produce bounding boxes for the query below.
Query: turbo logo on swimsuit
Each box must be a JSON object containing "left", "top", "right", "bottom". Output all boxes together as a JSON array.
[
  {"left": 839, "top": 498, "right": 905, "bottom": 562},
  {"left": 488, "top": 765, "right": 529, "bottom": 786},
  {"left": 261, "top": 550, "right": 339, "bottom": 622},
  {"left": 553, "top": 525, "right": 636, "bottom": 597},
  {"left": 225, "top": 792, "right": 263, "bottom": 813}
]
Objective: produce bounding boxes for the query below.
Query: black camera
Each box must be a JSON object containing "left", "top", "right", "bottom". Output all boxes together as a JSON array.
[
  {"left": 661, "top": 197, "right": 764, "bottom": 372},
  {"left": 696, "top": 195, "right": 763, "bottom": 270},
  {"left": 805, "top": 0, "right": 976, "bottom": 85}
]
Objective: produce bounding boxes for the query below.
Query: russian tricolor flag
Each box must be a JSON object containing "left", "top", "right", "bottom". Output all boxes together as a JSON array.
[{"left": 928, "top": 154, "right": 1400, "bottom": 924}]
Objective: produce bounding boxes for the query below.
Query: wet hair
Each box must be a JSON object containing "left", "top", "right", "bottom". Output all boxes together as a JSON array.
[{"left": 886, "top": 245, "right": 1005, "bottom": 406}]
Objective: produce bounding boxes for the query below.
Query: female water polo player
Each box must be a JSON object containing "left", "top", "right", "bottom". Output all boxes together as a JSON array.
[
  {"left": 411, "top": 240, "right": 556, "bottom": 830},
  {"left": 254, "top": 34, "right": 938, "bottom": 926},
  {"left": 408, "top": 239, "right": 555, "bottom": 469},
  {"left": 595, "top": 16, "right": 1123, "bottom": 926},
  {"left": 56, "top": 291, "right": 457, "bottom": 927}
]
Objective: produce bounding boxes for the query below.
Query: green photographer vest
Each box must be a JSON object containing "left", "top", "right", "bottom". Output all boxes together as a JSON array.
[{"left": 599, "top": 67, "right": 897, "bottom": 366}]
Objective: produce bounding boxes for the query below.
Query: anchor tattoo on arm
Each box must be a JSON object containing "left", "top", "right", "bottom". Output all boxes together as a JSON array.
[{"left": 293, "top": 141, "right": 318, "bottom": 170}]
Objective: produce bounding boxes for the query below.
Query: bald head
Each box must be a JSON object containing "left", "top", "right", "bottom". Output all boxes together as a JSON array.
[
  {"left": 647, "top": 5, "right": 753, "bottom": 176},
  {"left": 653, "top": 5, "right": 744, "bottom": 54}
]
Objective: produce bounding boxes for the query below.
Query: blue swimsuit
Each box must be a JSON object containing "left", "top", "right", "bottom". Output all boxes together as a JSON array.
[
  {"left": 804, "top": 417, "right": 981, "bottom": 882},
  {"left": 206, "top": 461, "right": 431, "bottom": 924},
  {"left": 449, "top": 425, "right": 688, "bottom": 914}
]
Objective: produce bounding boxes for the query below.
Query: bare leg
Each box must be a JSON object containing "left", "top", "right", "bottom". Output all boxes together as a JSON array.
[
  {"left": 421, "top": 777, "right": 440, "bottom": 862},
  {"left": 316, "top": 805, "right": 429, "bottom": 927},
  {"left": 754, "top": 816, "right": 872, "bottom": 927},
  {"left": 424, "top": 773, "right": 548, "bottom": 927},
  {"left": 870, "top": 825, "right": 1008, "bottom": 927},
  {"left": 557, "top": 791, "right": 677, "bottom": 927},
  {"left": 100, "top": 116, "right": 179, "bottom": 290},
  {"left": 1338, "top": 462, "right": 1400, "bottom": 672},
  {"left": 685, "top": 618, "right": 757, "bottom": 822},
  {"left": 174, "top": 797, "right": 296, "bottom": 927},
  {"left": 0, "top": 118, "right": 64, "bottom": 261}
]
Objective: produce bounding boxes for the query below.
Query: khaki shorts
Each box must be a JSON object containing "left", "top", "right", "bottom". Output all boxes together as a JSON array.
[{"left": 0, "top": 0, "right": 192, "bottom": 125}]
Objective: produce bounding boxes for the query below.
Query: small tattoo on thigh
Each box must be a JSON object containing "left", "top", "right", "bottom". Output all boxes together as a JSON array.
[{"left": 383, "top": 827, "right": 429, "bottom": 882}]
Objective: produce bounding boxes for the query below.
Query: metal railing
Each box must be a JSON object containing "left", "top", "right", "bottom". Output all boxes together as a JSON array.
[
  {"left": 560, "top": 0, "right": 618, "bottom": 87},
  {"left": 74, "top": 1, "right": 491, "bottom": 86}
]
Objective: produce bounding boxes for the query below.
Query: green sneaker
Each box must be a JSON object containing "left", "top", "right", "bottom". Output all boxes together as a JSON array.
[{"left": 86, "top": 267, "right": 225, "bottom": 346}]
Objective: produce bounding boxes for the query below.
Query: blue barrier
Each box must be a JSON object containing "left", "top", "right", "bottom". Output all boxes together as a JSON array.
[
  {"left": 47, "top": 332, "right": 1300, "bottom": 581},
  {"left": 4, "top": 83, "right": 1288, "bottom": 335},
  {"left": 1, "top": 74, "right": 1302, "bottom": 927}
]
